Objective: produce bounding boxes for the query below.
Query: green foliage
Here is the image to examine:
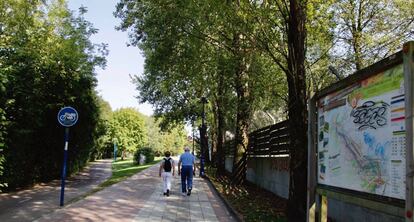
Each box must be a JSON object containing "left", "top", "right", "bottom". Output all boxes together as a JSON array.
[
  {"left": 92, "top": 97, "right": 113, "bottom": 159},
  {"left": 160, "top": 125, "right": 189, "bottom": 155},
  {"left": 93, "top": 105, "right": 187, "bottom": 161},
  {"left": 115, "top": 0, "right": 413, "bottom": 219},
  {"left": 306, "top": 0, "right": 338, "bottom": 92},
  {"left": 330, "top": 0, "right": 414, "bottom": 73},
  {"left": 141, "top": 116, "right": 163, "bottom": 155},
  {"left": 108, "top": 108, "right": 147, "bottom": 157},
  {"left": 115, "top": 1, "right": 288, "bottom": 161},
  {"left": 0, "top": 149, "right": 5, "bottom": 191},
  {"left": 141, "top": 115, "right": 188, "bottom": 156},
  {"left": 0, "top": 90, "right": 6, "bottom": 191},
  {"left": 133, "top": 147, "right": 154, "bottom": 165},
  {"left": 0, "top": 0, "right": 107, "bottom": 190}
]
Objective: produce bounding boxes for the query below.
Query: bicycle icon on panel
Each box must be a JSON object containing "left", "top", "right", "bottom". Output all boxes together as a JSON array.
[
  {"left": 59, "top": 112, "right": 77, "bottom": 122},
  {"left": 57, "top": 107, "right": 78, "bottom": 127}
]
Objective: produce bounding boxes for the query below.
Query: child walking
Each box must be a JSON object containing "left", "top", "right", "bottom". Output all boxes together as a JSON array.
[{"left": 159, "top": 151, "right": 175, "bottom": 196}]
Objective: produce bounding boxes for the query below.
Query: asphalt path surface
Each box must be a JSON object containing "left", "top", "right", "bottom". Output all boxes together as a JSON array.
[{"left": 0, "top": 159, "right": 112, "bottom": 222}]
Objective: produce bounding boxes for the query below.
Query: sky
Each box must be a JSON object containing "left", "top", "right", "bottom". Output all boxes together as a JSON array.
[{"left": 67, "top": 0, "right": 154, "bottom": 116}]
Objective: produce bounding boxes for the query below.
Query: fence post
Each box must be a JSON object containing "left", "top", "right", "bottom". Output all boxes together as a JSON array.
[{"left": 404, "top": 41, "right": 414, "bottom": 222}]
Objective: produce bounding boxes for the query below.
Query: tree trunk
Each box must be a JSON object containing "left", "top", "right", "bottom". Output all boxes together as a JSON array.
[
  {"left": 215, "top": 72, "right": 226, "bottom": 175},
  {"left": 352, "top": 31, "right": 363, "bottom": 70},
  {"left": 232, "top": 98, "right": 249, "bottom": 168},
  {"left": 232, "top": 53, "right": 251, "bottom": 183},
  {"left": 211, "top": 121, "right": 218, "bottom": 165},
  {"left": 216, "top": 106, "right": 225, "bottom": 174},
  {"left": 230, "top": 30, "right": 253, "bottom": 184},
  {"left": 287, "top": 0, "right": 308, "bottom": 221},
  {"left": 351, "top": 0, "right": 363, "bottom": 71}
]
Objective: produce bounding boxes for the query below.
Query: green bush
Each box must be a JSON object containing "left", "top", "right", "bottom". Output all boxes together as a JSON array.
[{"left": 133, "top": 147, "right": 155, "bottom": 165}]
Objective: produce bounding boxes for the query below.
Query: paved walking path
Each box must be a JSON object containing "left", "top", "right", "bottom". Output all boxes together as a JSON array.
[
  {"left": 132, "top": 172, "right": 226, "bottom": 222},
  {"left": 0, "top": 159, "right": 112, "bottom": 222},
  {"left": 36, "top": 159, "right": 236, "bottom": 222}
]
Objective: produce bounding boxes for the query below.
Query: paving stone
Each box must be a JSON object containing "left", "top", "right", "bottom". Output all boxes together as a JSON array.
[{"left": 33, "top": 157, "right": 235, "bottom": 222}]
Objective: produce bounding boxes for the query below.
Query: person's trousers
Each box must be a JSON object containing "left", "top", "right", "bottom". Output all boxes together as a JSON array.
[
  {"left": 162, "top": 172, "right": 172, "bottom": 193},
  {"left": 181, "top": 165, "right": 193, "bottom": 193}
]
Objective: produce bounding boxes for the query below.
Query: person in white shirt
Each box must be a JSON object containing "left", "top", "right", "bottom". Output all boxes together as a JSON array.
[{"left": 159, "top": 151, "right": 175, "bottom": 196}]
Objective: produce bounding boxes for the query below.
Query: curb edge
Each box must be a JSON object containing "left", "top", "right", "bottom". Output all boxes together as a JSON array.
[{"left": 204, "top": 176, "right": 244, "bottom": 222}]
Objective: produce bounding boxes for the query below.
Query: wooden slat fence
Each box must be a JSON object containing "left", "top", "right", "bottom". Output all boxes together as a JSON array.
[
  {"left": 224, "top": 120, "right": 290, "bottom": 157},
  {"left": 247, "top": 120, "right": 290, "bottom": 156},
  {"left": 224, "top": 120, "right": 290, "bottom": 184}
]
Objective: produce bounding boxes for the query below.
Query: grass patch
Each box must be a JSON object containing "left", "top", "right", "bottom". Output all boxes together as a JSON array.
[
  {"left": 100, "top": 157, "right": 162, "bottom": 188},
  {"left": 206, "top": 167, "right": 287, "bottom": 222}
]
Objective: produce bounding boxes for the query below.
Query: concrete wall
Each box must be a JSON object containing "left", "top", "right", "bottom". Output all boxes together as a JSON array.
[
  {"left": 246, "top": 157, "right": 289, "bottom": 199},
  {"left": 327, "top": 198, "right": 404, "bottom": 222},
  {"left": 225, "top": 156, "right": 233, "bottom": 173}
]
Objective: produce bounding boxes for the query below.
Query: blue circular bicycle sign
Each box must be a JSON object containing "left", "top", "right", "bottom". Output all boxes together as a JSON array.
[{"left": 57, "top": 107, "right": 78, "bottom": 127}]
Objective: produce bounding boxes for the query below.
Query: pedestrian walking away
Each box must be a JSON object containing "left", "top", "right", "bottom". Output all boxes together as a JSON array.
[
  {"left": 159, "top": 151, "right": 175, "bottom": 197},
  {"left": 178, "top": 146, "right": 196, "bottom": 196}
]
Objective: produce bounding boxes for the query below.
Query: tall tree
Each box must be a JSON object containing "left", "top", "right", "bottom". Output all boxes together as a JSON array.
[
  {"left": 242, "top": 0, "right": 309, "bottom": 219},
  {"left": 141, "top": 115, "right": 188, "bottom": 156},
  {"left": 0, "top": 0, "right": 10, "bottom": 191},
  {"left": 109, "top": 108, "right": 147, "bottom": 159},
  {"left": 210, "top": 51, "right": 236, "bottom": 174},
  {"left": 93, "top": 96, "right": 113, "bottom": 159},
  {"left": 160, "top": 125, "right": 188, "bottom": 155},
  {"left": 332, "top": 0, "right": 414, "bottom": 72},
  {"left": 115, "top": 1, "right": 284, "bottom": 179},
  {"left": 286, "top": 1, "right": 308, "bottom": 220},
  {"left": 141, "top": 115, "right": 164, "bottom": 155},
  {"left": 0, "top": 0, "right": 107, "bottom": 189}
]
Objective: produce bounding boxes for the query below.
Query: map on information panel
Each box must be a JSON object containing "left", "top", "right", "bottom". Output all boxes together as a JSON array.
[{"left": 317, "top": 64, "right": 406, "bottom": 200}]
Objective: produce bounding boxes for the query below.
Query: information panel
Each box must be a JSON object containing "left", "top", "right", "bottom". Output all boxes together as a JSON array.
[{"left": 317, "top": 64, "right": 406, "bottom": 200}]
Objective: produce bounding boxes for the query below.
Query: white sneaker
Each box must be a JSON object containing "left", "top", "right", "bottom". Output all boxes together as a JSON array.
[{"left": 181, "top": 192, "right": 186, "bottom": 196}]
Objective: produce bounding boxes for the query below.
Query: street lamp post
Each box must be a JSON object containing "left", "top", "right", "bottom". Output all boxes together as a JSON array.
[
  {"left": 199, "top": 97, "right": 208, "bottom": 177},
  {"left": 192, "top": 116, "right": 195, "bottom": 155}
]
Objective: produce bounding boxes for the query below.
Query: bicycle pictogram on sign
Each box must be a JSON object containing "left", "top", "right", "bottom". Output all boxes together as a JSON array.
[{"left": 57, "top": 107, "right": 78, "bottom": 127}]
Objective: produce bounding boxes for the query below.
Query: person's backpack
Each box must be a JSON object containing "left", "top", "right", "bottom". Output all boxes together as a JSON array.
[{"left": 163, "top": 157, "right": 172, "bottom": 172}]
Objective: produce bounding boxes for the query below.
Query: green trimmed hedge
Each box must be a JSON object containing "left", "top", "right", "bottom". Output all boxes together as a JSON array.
[{"left": 133, "top": 147, "right": 155, "bottom": 165}]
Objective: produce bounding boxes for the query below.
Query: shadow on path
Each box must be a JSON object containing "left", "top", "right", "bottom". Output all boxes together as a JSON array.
[
  {"left": 0, "top": 159, "right": 112, "bottom": 222},
  {"left": 36, "top": 158, "right": 235, "bottom": 222}
]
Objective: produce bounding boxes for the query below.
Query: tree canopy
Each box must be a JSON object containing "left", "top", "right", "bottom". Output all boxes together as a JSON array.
[
  {"left": 115, "top": 0, "right": 413, "bottom": 220},
  {"left": 0, "top": 0, "right": 410, "bottom": 220},
  {"left": 0, "top": 0, "right": 107, "bottom": 190},
  {"left": 141, "top": 115, "right": 189, "bottom": 156},
  {"left": 108, "top": 108, "right": 147, "bottom": 158}
]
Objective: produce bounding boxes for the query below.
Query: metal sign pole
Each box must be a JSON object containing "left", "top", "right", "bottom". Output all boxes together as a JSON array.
[
  {"left": 57, "top": 106, "right": 78, "bottom": 207},
  {"left": 199, "top": 124, "right": 206, "bottom": 177},
  {"left": 404, "top": 41, "right": 414, "bottom": 221},
  {"left": 60, "top": 127, "right": 69, "bottom": 206}
]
